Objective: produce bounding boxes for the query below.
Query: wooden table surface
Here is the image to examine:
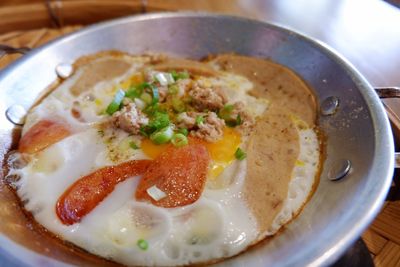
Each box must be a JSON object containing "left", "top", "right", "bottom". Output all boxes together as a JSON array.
[{"left": 1, "top": 0, "right": 400, "bottom": 266}]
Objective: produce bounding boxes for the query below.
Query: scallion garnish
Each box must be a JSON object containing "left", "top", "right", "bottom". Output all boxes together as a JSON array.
[
  {"left": 134, "top": 98, "right": 146, "bottom": 110},
  {"left": 106, "top": 89, "right": 125, "bottom": 115},
  {"left": 236, "top": 114, "right": 242, "bottom": 125},
  {"left": 125, "top": 85, "right": 143, "bottom": 99},
  {"left": 172, "top": 97, "right": 185, "bottom": 113},
  {"left": 235, "top": 148, "right": 247, "bottom": 160},
  {"left": 177, "top": 128, "right": 189, "bottom": 136},
  {"left": 146, "top": 185, "right": 167, "bottom": 201},
  {"left": 155, "top": 72, "right": 174, "bottom": 86},
  {"left": 218, "top": 104, "right": 234, "bottom": 121},
  {"left": 171, "top": 133, "right": 188, "bottom": 147},
  {"left": 140, "top": 111, "right": 170, "bottom": 136},
  {"left": 168, "top": 84, "right": 179, "bottom": 95},
  {"left": 126, "top": 82, "right": 152, "bottom": 99},
  {"left": 171, "top": 70, "right": 178, "bottom": 80},
  {"left": 226, "top": 114, "right": 243, "bottom": 127},
  {"left": 137, "top": 82, "right": 152, "bottom": 90},
  {"left": 143, "top": 103, "right": 160, "bottom": 116},
  {"left": 195, "top": 115, "right": 204, "bottom": 125},
  {"left": 127, "top": 82, "right": 160, "bottom": 105},
  {"left": 171, "top": 70, "right": 189, "bottom": 80},
  {"left": 129, "top": 141, "right": 139, "bottom": 149},
  {"left": 149, "top": 111, "right": 170, "bottom": 130},
  {"left": 139, "top": 126, "right": 149, "bottom": 137},
  {"left": 140, "top": 92, "right": 152, "bottom": 104},
  {"left": 219, "top": 104, "right": 243, "bottom": 127},
  {"left": 137, "top": 239, "right": 148, "bottom": 251},
  {"left": 150, "top": 85, "right": 159, "bottom": 105},
  {"left": 150, "top": 125, "right": 173, "bottom": 144}
]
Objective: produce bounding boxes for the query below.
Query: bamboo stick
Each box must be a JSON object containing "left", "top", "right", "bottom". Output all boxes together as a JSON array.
[
  {"left": 0, "top": 30, "right": 24, "bottom": 42},
  {"left": 0, "top": 4, "right": 52, "bottom": 34},
  {"left": 53, "top": 0, "right": 143, "bottom": 26}
]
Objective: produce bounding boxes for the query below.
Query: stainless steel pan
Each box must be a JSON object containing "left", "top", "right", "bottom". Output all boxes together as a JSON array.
[{"left": 0, "top": 13, "right": 398, "bottom": 267}]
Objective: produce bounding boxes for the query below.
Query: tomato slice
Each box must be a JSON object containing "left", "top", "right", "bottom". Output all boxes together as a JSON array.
[
  {"left": 135, "top": 143, "right": 210, "bottom": 208},
  {"left": 19, "top": 120, "right": 71, "bottom": 154},
  {"left": 56, "top": 160, "right": 151, "bottom": 225}
]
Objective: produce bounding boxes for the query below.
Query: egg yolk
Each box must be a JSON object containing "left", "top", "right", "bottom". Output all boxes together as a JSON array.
[
  {"left": 206, "top": 127, "right": 241, "bottom": 179},
  {"left": 141, "top": 127, "right": 241, "bottom": 179},
  {"left": 119, "top": 73, "right": 144, "bottom": 90},
  {"left": 140, "top": 139, "right": 171, "bottom": 159}
]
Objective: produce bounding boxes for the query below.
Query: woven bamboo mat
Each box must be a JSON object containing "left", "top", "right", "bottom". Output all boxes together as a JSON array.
[
  {"left": 1, "top": 26, "right": 399, "bottom": 267},
  {"left": 0, "top": 26, "right": 81, "bottom": 69}
]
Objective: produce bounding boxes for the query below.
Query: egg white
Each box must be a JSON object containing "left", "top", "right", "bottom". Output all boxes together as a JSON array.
[{"left": 265, "top": 126, "right": 320, "bottom": 236}]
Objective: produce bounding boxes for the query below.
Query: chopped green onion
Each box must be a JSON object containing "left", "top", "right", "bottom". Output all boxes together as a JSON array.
[
  {"left": 177, "top": 128, "right": 189, "bottom": 136},
  {"left": 140, "top": 92, "right": 152, "bottom": 104},
  {"left": 127, "top": 82, "right": 154, "bottom": 100},
  {"left": 137, "top": 82, "right": 152, "bottom": 90},
  {"left": 155, "top": 72, "right": 174, "bottom": 86},
  {"left": 129, "top": 141, "right": 139, "bottom": 149},
  {"left": 171, "top": 133, "right": 188, "bottom": 147},
  {"left": 150, "top": 85, "right": 159, "bottom": 105},
  {"left": 137, "top": 239, "right": 148, "bottom": 251},
  {"left": 179, "top": 72, "right": 189, "bottom": 79},
  {"left": 139, "top": 126, "right": 149, "bottom": 137},
  {"left": 150, "top": 125, "right": 173, "bottom": 144},
  {"left": 195, "top": 115, "right": 204, "bottom": 125},
  {"left": 235, "top": 148, "right": 247, "bottom": 160},
  {"left": 171, "top": 70, "right": 189, "bottom": 80},
  {"left": 171, "top": 70, "right": 178, "bottom": 80},
  {"left": 218, "top": 104, "right": 234, "bottom": 121},
  {"left": 146, "top": 185, "right": 167, "bottom": 201},
  {"left": 168, "top": 84, "right": 179, "bottom": 95},
  {"left": 172, "top": 97, "right": 185, "bottom": 113},
  {"left": 149, "top": 111, "right": 170, "bottom": 130},
  {"left": 143, "top": 103, "right": 160, "bottom": 116},
  {"left": 134, "top": 98, "right": 146, "bottom": 110},
  {"left": 125, "top": 86, "right": 143, "bottom": 99},
  {"left": 140, "top": 111, "right": 170, "bottom": 136},
  {"left": 225, "top": 114, "right": 242, "bottom": 127},
  {"left": 236, "top": 114, "right": 242, "bottom": 125},
  {"left": 106, "top": 89, "right": 125, "bottom": 115},
  {"left": 219, "top": 104, "right": 243, "bottom": 127}
]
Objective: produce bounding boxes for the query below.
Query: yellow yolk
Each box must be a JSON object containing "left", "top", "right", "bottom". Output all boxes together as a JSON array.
[
  {"left": 141, "top": 127, "right": 241, "bottom": 179},
  {"left": 140, "top": 139, "right": 171, "bottom": 159},
  {"left": 94, "top": 98, "right": 103, "bottom": 106},
  {"left": 119, "top": 73, "right": 144, "bottom": 90},
  {"left": 290, "top": 114, "right": 309, "bottom": 130},
  {"left": 205, "top": 127, "right": 241, "bottom": 179}
]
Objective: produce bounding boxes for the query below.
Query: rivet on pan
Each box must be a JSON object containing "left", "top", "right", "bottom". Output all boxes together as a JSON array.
[
  {"left": 328, "top": 159, "right": 352, "bottom": 181},
  {"left": 321, "top": 96, "right": 339, "bottom": 116},
  {"left": 5, "top": 105, "right": 27, "bottom": 126},
  {"left": 55, "top": 63, "right": 73, "bottom": 79}
]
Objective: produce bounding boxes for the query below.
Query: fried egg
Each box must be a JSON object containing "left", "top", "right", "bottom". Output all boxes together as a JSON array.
[{"left": 6, "top": 52, "right": 322, "bottom": 266}]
